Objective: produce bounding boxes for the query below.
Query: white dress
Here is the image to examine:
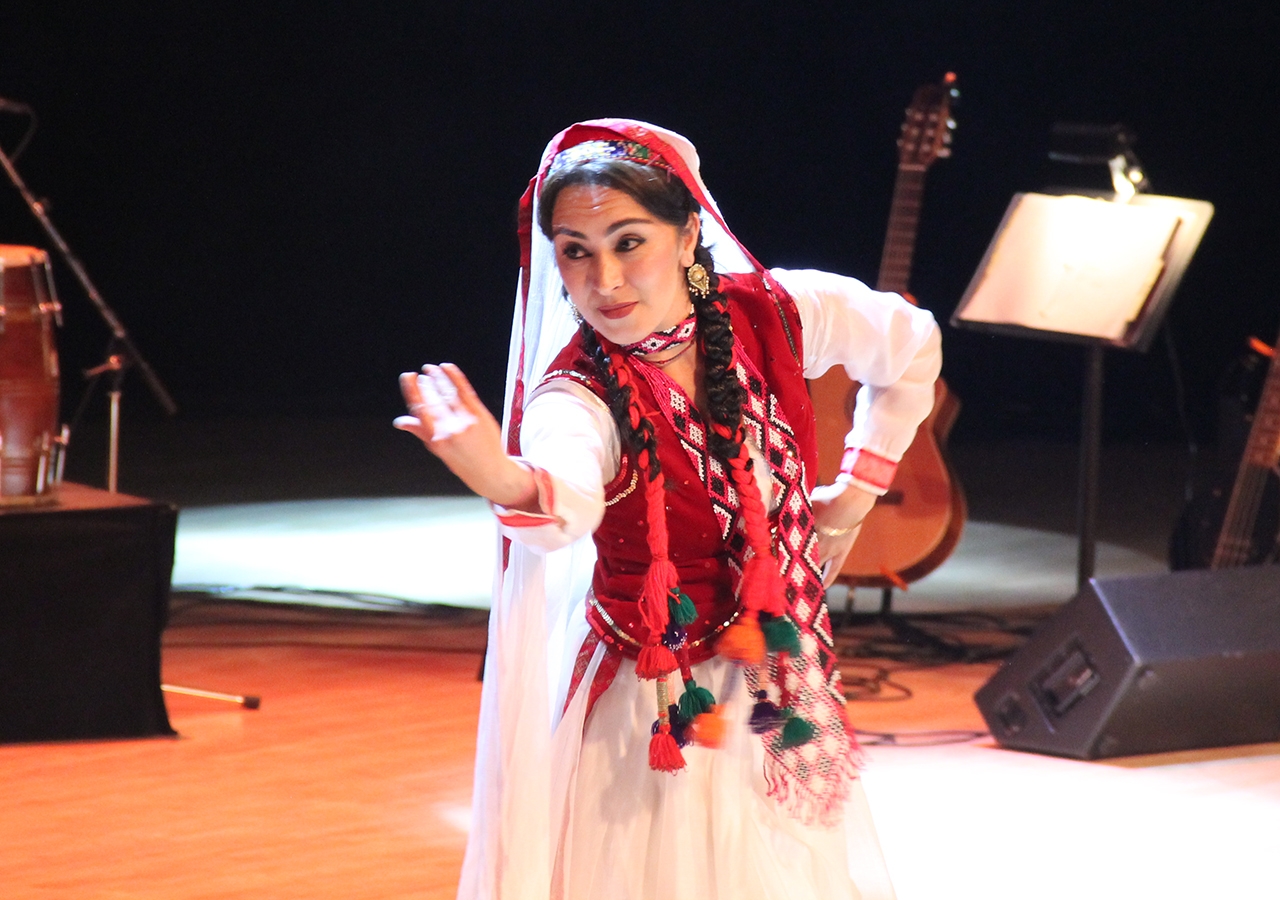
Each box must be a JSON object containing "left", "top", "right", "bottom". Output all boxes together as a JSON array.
[{"left": 462, "top": 267, "right": 941, "bottom": 900}]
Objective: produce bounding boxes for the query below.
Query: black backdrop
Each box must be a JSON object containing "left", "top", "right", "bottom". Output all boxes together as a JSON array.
[{"left": 1, "top": 3, "right": 1276, "bottom": 442}]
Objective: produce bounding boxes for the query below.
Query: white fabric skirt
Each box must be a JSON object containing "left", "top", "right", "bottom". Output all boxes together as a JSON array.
[{"left": 554, "top": 654, "right": 896, "bottom": 900}]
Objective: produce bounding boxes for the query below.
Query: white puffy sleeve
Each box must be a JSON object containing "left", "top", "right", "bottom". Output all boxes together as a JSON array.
[
  {"left": 771, "top": 267, "right": 942, "bottom": 494},
  {"left": 490, "top": 378, "right": 620, "bottom": 552}
]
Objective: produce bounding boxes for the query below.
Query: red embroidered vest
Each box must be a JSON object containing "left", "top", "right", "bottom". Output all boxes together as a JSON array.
[{"left": 543, "top": 272, "right": 815, "bottom": 663}]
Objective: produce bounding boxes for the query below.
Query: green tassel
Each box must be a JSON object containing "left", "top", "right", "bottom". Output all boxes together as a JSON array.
[
  {"left": 779, "top": 714, "right": 817, "bottom": 749},
  {"left": 668, "top": 589, "right": 697, "bottom": 627},
  {"left": 761, "top": 615, "right": 801, "bottom": 655},
  {"left": 678, "top": 680, "right": 716, "bottom": 719}
]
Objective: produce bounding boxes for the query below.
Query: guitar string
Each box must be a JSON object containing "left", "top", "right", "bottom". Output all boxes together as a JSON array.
[{"left": 1214, "top": 338, "right": 1280, "bottom": 567}]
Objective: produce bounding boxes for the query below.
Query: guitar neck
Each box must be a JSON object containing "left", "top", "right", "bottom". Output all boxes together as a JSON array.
[
  {"left": 876, "top": 166, "right": 926, "bottom": 293},
  {"left": 1212, "top": 327, "right": 1280, "bottom": 568}
]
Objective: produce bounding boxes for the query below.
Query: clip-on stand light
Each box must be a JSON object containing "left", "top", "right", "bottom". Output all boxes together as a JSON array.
[{"left": 0, "top": 99, "right": 258, "bottom": 710}]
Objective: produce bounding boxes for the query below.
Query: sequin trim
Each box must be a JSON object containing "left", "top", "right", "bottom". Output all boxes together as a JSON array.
[
  {"left": 541, "top": 369, "right": 599, "bottom": 391},
  {"left": 588, "top": 591, "right": 740, "bottom": 648},
  {"left": 604, "top": 468, "right": 638, "bottom": 507}
]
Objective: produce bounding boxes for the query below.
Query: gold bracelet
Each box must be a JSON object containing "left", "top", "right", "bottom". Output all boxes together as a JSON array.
[{"left": 816, "top": 516, "right": 866, "bottom": 538}]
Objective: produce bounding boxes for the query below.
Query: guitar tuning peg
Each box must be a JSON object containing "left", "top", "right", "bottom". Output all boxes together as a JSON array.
[
  {"left": 937, "top": 148, "right": 952, "bottom": 158},
  {"left": 947, "top": 118, "right": 957, "bottom": 130},
  {"left": 943, "top": 132, "right": 953, "bottom": 144}
]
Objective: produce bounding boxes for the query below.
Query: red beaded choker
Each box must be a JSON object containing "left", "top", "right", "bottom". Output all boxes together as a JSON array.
[{"left": 621, "top": 312, "right": 697, "bottom": 356}]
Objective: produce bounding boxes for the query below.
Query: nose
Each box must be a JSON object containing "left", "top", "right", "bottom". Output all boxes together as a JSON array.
[{"left": 592, "top": 251, "right": 624, "bottom": 295}]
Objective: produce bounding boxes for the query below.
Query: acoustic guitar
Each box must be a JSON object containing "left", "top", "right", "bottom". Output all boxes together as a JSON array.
[
  {"left": 1170, "top": 327, "right": 1280, "bottom": 569},
  {"left": 810, "top": 73, "right": 967, "bottom": 588}
]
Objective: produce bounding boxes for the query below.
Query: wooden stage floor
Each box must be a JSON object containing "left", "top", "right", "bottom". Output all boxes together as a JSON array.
[{"left": 3, "top": 601, "right": 1278, "bottom": 900}]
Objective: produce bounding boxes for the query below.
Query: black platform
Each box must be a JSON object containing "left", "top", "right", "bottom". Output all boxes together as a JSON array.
[{"left": 0, "top": 483, "right": 176, "bottom": 743}]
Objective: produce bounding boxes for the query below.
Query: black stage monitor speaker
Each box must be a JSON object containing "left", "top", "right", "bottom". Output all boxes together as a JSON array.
[{"left": 975, "top": 565, "right": 1280, "bottom": 759}]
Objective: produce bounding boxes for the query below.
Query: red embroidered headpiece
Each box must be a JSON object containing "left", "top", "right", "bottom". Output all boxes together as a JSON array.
[{"left": 544, "top": 139, "right": 677, "bottom": 182}]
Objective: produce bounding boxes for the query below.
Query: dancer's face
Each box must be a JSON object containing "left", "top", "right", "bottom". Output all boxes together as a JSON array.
[{"left": 550, "top": 185, "right": 699, "bottom": 346}]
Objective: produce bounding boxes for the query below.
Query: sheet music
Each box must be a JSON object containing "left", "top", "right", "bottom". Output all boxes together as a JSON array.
[{"left": 960, "top": 194, "right": 1182, "bottom": 341}]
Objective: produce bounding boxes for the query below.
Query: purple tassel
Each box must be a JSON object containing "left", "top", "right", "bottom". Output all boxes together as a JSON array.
[{"left": 749, "top": 689, "right": 785, "bottom": 734}]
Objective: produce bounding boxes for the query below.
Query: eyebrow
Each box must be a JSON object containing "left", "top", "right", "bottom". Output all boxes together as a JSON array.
[{"left": 552, "top": 217, "right": 655, "bottom": 239}]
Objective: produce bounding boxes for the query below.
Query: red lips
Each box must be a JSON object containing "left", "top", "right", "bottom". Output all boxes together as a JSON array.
[{"left": 598, "top": 302, "right": 638, "bottom": 320}]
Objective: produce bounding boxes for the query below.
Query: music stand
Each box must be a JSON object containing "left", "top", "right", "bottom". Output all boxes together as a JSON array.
[{"left": 952, "top": 190, "right": 1213, "bottom": 592}]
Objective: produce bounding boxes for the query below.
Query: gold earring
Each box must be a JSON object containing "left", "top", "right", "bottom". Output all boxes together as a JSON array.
[{"left": 686, "top": 262, "right": 711, "bottom": 299}]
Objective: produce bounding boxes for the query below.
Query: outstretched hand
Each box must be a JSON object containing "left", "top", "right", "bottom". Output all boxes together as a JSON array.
[{"left": 394, "top": 363, "right": 537, "bottom": 509}]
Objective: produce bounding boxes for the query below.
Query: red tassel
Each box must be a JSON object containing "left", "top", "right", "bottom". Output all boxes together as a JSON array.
[
  {"left": 636, "top": 643, "right": 679, "bottom": 679},
  {"left": 649, "top": 724, "right": 686, "bottom": 772}
]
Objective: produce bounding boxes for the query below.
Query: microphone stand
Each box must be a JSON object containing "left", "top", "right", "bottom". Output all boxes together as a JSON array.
[
  {"left": 2, "top": 109, "right": 257, "bottom": 713},
  {"left": 3, "top": 112, "right": 259, "bottom": 716},
  {"left": 0, "top": 134, "right": 177, "bottom": 493}
]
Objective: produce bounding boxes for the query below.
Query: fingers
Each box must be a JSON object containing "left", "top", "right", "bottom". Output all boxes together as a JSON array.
[
  {"left": 419, "top": 364, "right": 478, "bottom": 440},
  {"left": 399, "top": 371, "right": 425, "bottom": 407},
  {"left": 439, "top": 363, "right": 488, "bottom": 417},
  {"left": 397, "top": 373, "right": 434, "bottom": 441},
  {"left": 817, "top": 527, "right": 860, "bottom": 588}
]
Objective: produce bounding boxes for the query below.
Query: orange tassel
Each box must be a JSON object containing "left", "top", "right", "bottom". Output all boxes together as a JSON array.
[
  {"left": 689, "top": 705, "right": 727, "bottom": 748},
  {"left": 649, "top": 725, "right": 686, "bottom": 772},
  {"left": 636, "top": 643, "right": 679, "bottom": 679},
  {"left": 717, "top": 611, "right": 766, "bottom": 663}
]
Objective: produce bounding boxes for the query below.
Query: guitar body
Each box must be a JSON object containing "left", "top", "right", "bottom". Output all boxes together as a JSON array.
[
  {"left": 812, "top": 371, "right": 966, "bottom": 587},
  {"left": 811, "top": 74, "right": 967, "bottom": 588}
]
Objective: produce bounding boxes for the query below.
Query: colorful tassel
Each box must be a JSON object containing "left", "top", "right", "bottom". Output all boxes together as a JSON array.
[
  {"left": 717, "top": 610, "right": 766, "bottom": 664},
  {"left": 649, "top": 725, "right": 686, "bottom": 771},
  {"left": 689, "top": 705, "right": 727, "bottom": 748},
  {"left": 662, "top": 624, "right": 688, "bottom": 650},
  {"left": 666, "top": 704, "right": 692, "bottom": 748},
  {"left": 636, "top": 642, "right": 679, "bottom": 679},
  {"left": 649, "top": 676, "right": 686, "bottom": 772},
  {"left": 761, "top": 614, "right": 801, "bottom": 655},
  {"left": 779, "top": 714, "right": 817, "bottom": 749},
  {"left": 749, "top": 690, "right": 785, "bottom": 734},
  {"left": 668, "top": 589, "right": 697, "bottom": 627},
  {"left": 678, "top": 679, "right": 716, "bottom": 720}
]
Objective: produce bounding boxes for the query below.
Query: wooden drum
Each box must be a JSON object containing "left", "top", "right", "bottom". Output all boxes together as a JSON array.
[{"left": 0, "top": 244, "right": 63, "bottom": 502}]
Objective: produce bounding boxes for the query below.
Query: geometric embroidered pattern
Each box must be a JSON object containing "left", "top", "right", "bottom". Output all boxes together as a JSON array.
[{"left": 634, "top": 344, "right": 858, "bottom": 824}]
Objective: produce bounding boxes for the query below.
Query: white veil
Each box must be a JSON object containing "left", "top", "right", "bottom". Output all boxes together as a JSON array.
[{"left": 457, "top": 119, "right": 760, "bottom": 900}]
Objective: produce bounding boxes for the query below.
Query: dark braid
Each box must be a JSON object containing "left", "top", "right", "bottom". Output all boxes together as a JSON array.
[
  {"left": 689, "top": 242, "right": 745, "bottom": 462},
  {"left": 580, "top": 322, "right": 664, "bottom": 481}
]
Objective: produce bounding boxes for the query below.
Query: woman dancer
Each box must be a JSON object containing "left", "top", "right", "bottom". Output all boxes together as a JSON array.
[{"left": 397, "top": 119, "right": 941, "bottom": 900}]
